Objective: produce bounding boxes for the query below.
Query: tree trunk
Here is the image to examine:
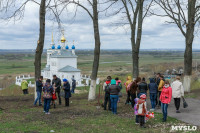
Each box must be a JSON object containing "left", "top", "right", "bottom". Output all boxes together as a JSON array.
[
  {"left": 88, "top": 0, "right": 101, "bottom": 101},
  {"left": 183, "top": 0, "right": 196, "bottom": 92},
  {"left": 131, "top": 47, "right": 139, "bottom": 79},
  {"left": 131, "top": 0, "right": 143, "bottom": 80},
  {"left": 34, "top": 0, "right": 46, "bottom": 99}
]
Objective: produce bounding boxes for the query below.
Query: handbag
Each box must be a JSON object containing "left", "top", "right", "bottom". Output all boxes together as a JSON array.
[
  {"left": 118, "top": 92, "right": 122, "bottom": 97},
  {"left": 182, "top": 97, "right": 188, "bottom": 108},
  {"left": 52, "top": 92, "right": 57, "bottom": 100}
]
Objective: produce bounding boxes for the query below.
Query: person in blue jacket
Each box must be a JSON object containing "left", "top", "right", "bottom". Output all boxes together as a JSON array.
[
  {"left": 62, "top": 79, "right": 71, "bottom": 107},
  {"left": 148, "top": 78, "right": 158, "bottom": 111}
]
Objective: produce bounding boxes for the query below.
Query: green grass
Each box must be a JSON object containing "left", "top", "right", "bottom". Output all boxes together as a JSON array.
[
  {"left": 191, "top": 80, "right": 200, "bottom": 90},
  {"left": 27, "top": 78, "right": 35, "bottom": 84},
  {"left": 0, "top": 84, "right": 35, "bottom": 96},
  {"left": 1, "top": 92, "right": 197, "bottom": 133}
]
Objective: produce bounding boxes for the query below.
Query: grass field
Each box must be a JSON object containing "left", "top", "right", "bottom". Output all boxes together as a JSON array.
[{"left": 1, "top": 92, "right": 199, "bottom": 133}]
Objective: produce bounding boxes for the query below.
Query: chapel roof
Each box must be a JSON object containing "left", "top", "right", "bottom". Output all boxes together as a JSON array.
[{"left": 59, "top": 65, "right": 81, "bottom": 72}]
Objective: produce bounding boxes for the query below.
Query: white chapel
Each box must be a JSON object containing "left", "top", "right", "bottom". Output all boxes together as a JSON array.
[{"left": 41, "top": 33, "right": 81, "bottom": 83}]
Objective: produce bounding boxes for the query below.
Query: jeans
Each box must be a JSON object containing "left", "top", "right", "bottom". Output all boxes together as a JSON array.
[
  {"left": 110, "top": 95, "right": 119, "bottom": 114},
  {"left": 138, "top": 115, "right": 145, "bottom": 127},
  {"left": 136, "top": 115, "right": 139, "bottom": 123},
  {"left": 130, "top": 93, "right": 136, "bottom": 108},
  {"left": 44, "top": 98, "right": 51, "bottom": 113},
  {"left": 126, "top": 91, "right": 131, "bottom": 104},
  {"left": 71, "top": 87, "right": 75, "bottom": 93},
  {"left": 158, "top": 91, "right": 161, "bottom": 106},
  {"left": 150, "top": 93, "right": 157, "bottom": 109},
  {"left": 104, "top": 93, "right": 111, "bottom": 110},
  {"left": 174, "top": 98, "right": 181, "bottom": 110},
  {"left": 161, "top": 102, "right": 168, "bottom": 121},
  {"left": 34, "top": 91, "right": 42, "bottom": 105}
]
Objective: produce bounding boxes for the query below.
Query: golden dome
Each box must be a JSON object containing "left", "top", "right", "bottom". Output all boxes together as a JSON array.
[{"left": 61, "top": 35, "right": 66, "bottom": 43}]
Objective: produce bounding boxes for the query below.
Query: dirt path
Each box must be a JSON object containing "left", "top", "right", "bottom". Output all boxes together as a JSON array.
[{"left": 150, "top": 98, "right": 200, "bottom": 126}]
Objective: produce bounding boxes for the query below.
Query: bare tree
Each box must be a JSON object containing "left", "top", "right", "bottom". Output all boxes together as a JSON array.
[
  {"left": 107, "top": 0, "right": 154, "bottom": 79},
  {"left": 35, "top": 0, "right": 46, "bottom": 80},
  {"left": 59, "top": 0, "right": 103, "bottom": 101},
  {"left": 154, "top": 0, "right": 200, "bottom": 92}
]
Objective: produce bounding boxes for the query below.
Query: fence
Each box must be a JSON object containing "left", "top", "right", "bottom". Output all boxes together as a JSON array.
[{"left": 15, "top": 74, "right": 100, "bottom": 87}]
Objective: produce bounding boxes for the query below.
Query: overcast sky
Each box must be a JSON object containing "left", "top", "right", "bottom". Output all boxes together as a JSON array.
[{"left": 0, "top": 2, "right": 199, "bottom": 50}]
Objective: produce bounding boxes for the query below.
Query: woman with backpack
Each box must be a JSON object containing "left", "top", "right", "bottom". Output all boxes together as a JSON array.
[
  {"left": 43, "top": 79, "right": 54, "bottom": 115},
  {"left": 109, "top": 79, "right": 121, "bottom": 114}
]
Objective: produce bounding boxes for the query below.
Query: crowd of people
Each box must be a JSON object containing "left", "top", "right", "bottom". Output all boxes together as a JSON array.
[
  {"left": 102, "top": 73, "right": 185, "bottom": 128},
  {"left": 21, "top": 73, "right": 185, "bottom": 127},
  {"left": 31, "top": 75, "right": 76, "bottom": 114}
]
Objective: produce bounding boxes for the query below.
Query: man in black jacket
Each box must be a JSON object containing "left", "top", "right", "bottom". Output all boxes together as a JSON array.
[
  {"left": 52, "top": 75, "right": 62, "bottom": 105},
  {"left": 138, "top": 78, "right": 148, "bottom": 98},
  {"left": 34, "top": 76, "right": 43, "bottom": 106}
]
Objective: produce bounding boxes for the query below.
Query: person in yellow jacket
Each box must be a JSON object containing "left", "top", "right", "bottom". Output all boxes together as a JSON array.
[
  {"left": 124, "top": 76, "right": 132, "bottom": 104},
  {"left": 21, "top": 80, "right": 29, "bottom": 94},
  {"left": 158, "top": 76, "right": 164, "bottom": 107}
]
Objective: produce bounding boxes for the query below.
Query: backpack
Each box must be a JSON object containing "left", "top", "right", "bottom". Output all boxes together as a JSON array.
[
  {"left": 105, "top": 83, "right": 110, "bottom": 93},
  {"left": 127, "top": 82, "right": 133, "bottom": 91},
  {"left": 118, "top": 82, "right": 123, "bottom": 90}
]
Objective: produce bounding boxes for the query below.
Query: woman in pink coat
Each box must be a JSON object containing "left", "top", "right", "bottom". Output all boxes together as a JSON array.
[{"left": 160, "top": 80, "right": 172, "bottom": 122}]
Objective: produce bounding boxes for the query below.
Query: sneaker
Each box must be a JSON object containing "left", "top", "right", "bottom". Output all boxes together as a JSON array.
[
  {"left": 135, "top": 123, "right": 139, "bottom": 125},
  {"left": 150, "top": 108, "right": 155, "bottom": 112},
  {"left": 43, "top": 111, "right": 46, "bottom": 113},
  {"left": 176, "top": 110, "right": 181, "bottom": 113},
  {"left": 47, "top": 112, "right": 50, "bottom": 115}
]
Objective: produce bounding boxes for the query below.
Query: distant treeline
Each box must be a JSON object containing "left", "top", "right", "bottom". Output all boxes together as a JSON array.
[{"left": 1, "top": 49, "right": 200, "bottom": 56}]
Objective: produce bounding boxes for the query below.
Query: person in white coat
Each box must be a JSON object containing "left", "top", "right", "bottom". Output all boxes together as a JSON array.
[{"left": 171, "top": 76, "right": 184, "bottom": 113}]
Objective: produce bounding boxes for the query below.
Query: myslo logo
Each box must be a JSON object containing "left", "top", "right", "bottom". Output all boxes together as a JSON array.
[{"left": 171, "top": 125, "right": 197, "bottom": 131}]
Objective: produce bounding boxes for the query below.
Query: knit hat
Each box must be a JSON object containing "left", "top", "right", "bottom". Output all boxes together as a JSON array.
[
  {"left": 140, "top": 94, "right": 146, "bottom": 99},
  {"left": 111, "top": 79, "right": 116, "bottom": 85},
  {"left": 46, "top": 79, "right": 51, "bottom": 83},
  {"left": 63, "top": 79, "right": 68, "bottom": 82}
]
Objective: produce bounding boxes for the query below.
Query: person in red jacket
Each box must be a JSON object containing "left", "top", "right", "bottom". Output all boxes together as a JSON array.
[{"left": 160, "top": 80, "right": 172, "bottom": 122}]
